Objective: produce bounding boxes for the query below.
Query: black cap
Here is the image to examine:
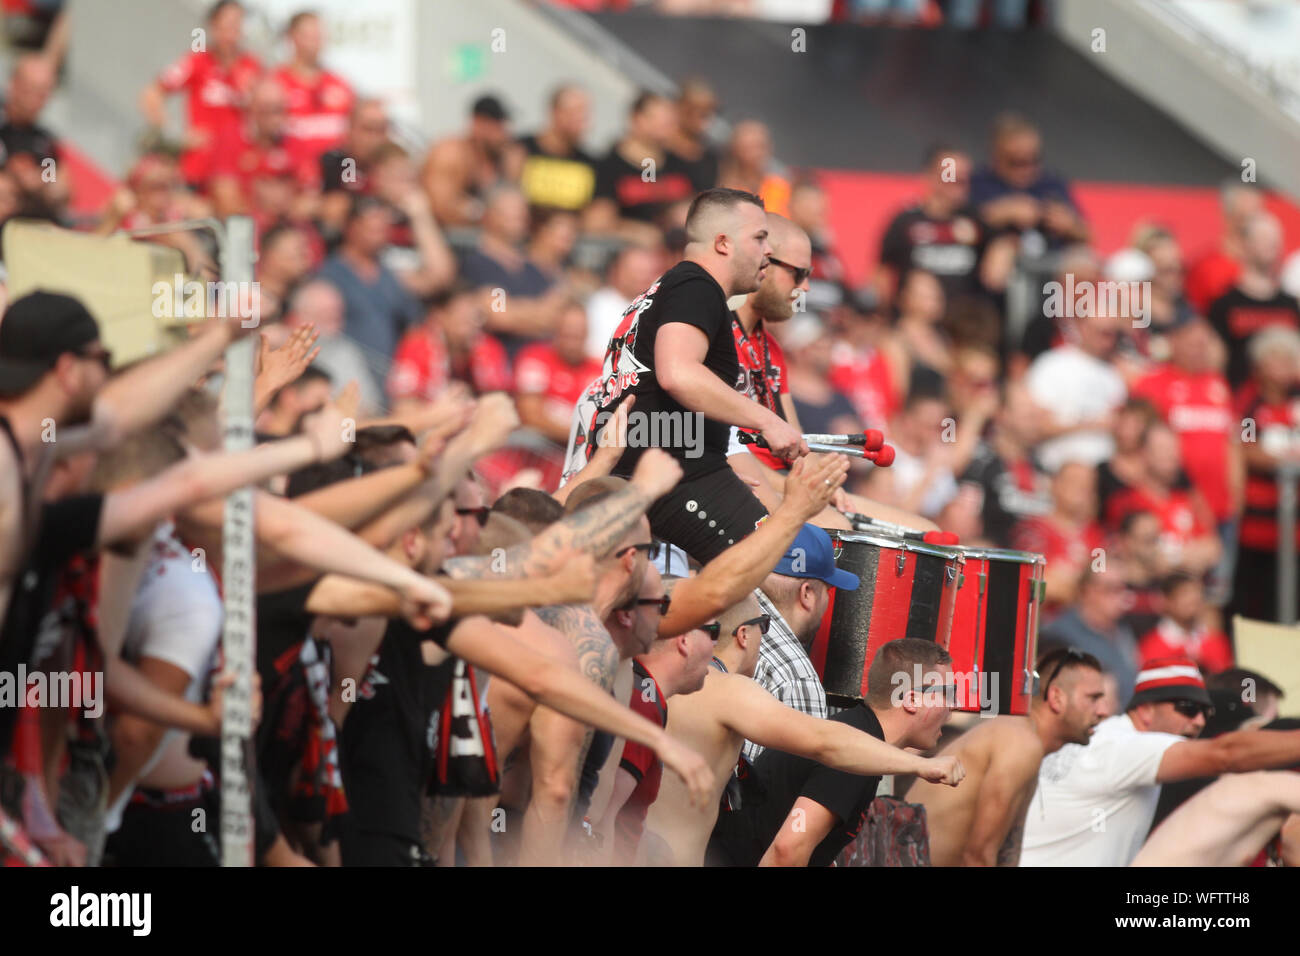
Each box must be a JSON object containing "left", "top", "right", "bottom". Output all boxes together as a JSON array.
[
  {"left": 0, "top": 291, "right": 101, "bottom": 397},
  {"left": 471, "top": 94, "right": 509, "bottom": 122}
]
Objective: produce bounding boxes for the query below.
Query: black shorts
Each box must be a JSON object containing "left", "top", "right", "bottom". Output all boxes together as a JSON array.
[
  {"left": 339, "top": 823, "right": 434, "bottom": 867},
  {"left": 646, "top": 466, "right": 769, "bottom": 565}
]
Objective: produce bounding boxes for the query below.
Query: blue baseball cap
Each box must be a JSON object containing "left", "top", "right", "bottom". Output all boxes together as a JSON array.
[{"left": 773, "top": 524, "right": 859, "bottom": 591}]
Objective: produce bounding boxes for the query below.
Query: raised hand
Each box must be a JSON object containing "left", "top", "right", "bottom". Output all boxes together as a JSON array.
[
  {"left": 465, "top": 392, "right": 520, "bottom": 457},
  {"left": 630, "top": 447, "right": 684, "bottom": 502},
  {"left": 779, "top": 453, "right": 850, "bottom": 522}
]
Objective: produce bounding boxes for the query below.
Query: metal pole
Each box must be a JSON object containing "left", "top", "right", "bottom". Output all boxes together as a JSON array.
[
  {"left": 218, "top": 216, "right": 258, "bottom": 866},
  {"left": 1277, "top": 462, "right": 1299, "bottom": 626}
]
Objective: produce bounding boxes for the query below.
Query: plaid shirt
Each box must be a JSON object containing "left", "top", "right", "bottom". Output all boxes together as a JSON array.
[{"left": 741, "top": 589, "right": 828, "bottom": 765}]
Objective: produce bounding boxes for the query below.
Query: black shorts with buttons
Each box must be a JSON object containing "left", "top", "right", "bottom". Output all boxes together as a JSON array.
[{"left": 645, "top": 465, "right": 770, "bottom": 565}]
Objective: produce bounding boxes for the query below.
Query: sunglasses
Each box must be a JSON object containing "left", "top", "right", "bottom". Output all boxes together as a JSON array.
[
  {"left": 697, "top": 622, "right": 722, "bottom": 642},
  {"left": 619, "top": 541, "right": 662, "bottom": 561},
  {"left": 627, "top": 594, "right": 671, "bottom": 615},
  {"left": 1171, "top": 699, "right": 1214, "bottom": 719},
  {"left": 1040, "top": 647, "right": 1087, "bottom": 696},
  {"left": 455, "top": 506, "right": 490, "bottom": 527},
  {"left": 732, "top": 614, "right": 771, "bottom": 637},
  {"left": 79, "top": 346, "right": 113, "bottom": 372},
  {"left": 766, "top": 256, "right": 811, "bottom": 285}
]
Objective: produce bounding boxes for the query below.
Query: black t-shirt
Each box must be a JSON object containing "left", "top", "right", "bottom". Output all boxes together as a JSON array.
[
  {"left": 791, "top": 391, "right": 857, "bottom": 439},
  {"left": 0, "top": 494, "right": 103, "bottom": 752},
  {"left": 337, "top": 619, "right": 455, "bottom": 842},
  {"left": 593, "top": 148, "right": 694, "bottom": 224},
  {"left": 255, "top": 583, "right": 316, "bottom": 698},
  {"left": 879, "top": 204, "right": 987, "bottom": 306},
  {"left": 709, "top": 702, "right": 885, "bottom": 867},
  {"left": 605, "top": 260, "right": 739, "bottom": 479},
  {"left": 518, "top": 133, "right": 598, "bottom": 212},
  {"left": 0, "top": 121, "right": 56, "bottom": 165},
  {"left": 1206, "top": 287, "right": 1300, "bottom": 388},
  {"left": 670, "top": 146, "right": 719, "bottom": 194},
  {"left": 959, "top": 440, "right": 1050, "bottom": 548},
  {"left": 319, "top": 147, "right": 365, "bottom": 194}
]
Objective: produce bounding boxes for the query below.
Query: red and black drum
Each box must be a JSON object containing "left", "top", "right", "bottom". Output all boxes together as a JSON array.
[
  {"left": 944, "top": 547, "right": 1046, "bottom": 716},
  {"left": 809, "top": 531, "right": 964, "bottom": 709}
]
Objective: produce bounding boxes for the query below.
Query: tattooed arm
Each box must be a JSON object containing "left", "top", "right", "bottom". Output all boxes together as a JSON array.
[
  {"left": 443, "top": 448, "right": 683, "bottom": 580},
  {"left": 996, "top": 803, "right": 1030, "bottom": 867},
  {"left": 963, "top": 746, "right": 1041, "bottom": 867},
  {"left": 534, "top": 604, "right": 620, "bottom": 694}
]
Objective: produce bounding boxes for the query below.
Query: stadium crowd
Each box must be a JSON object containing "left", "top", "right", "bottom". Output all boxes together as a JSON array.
[{"left": 2, "top": 0, "right": 1300, "bottom": 868}]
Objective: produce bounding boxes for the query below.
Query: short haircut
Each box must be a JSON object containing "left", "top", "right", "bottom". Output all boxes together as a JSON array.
[
  {"left": 208, "top": 0, "right": 243, "bottom": 22},
  {"left": 550, "top": 83, "right": 582, "bottom": 110},
  {"left": 90, "top": 430, "right": 186, "bottom": 492},
  {"left": 285, "top": 457, "right": 372, "bottom": 498},
  {"left": 472, "top": 512, "right": 532, "bottom": 556},
  {"left": 563, "top": 476, "right": 628, "bottom": 516},
  {"left": 630, "top": 89, "right": 667, "bottom": 116},
  {"left": 1206, "top": 667, "right": 1283, "bottom": 701},
  {"left": 866, "top": 639, "right": 952, "bottom": 709},
  {"left": 990, "top": 111, "right": 1038, "bottom": 143},
  {"left": 286, "top": 9, "right": 318, "bottom": 33},
  {"left": 162, "top": 386, "right": 221, "bottom": 451},
  {"left": 353, "top": 425, "right": 417, "bottom": 466},
  {"left": 492, "top": 487, "right": 564, "bottom": 533},
  {"left": 370, "top": 141, "right": 410, "bottom": 166},
  {"left": 1035, "top": 646, "right": 1103, "bottom": 699},
  {"left": 1160, "top": 570, "right": 1198, "bottom": 597},
  {"left": 684, "top": 187, "right": 764, "bottom": 242},
  {"left": 715, "top": 593, "right": 761, "bottom": 651}
]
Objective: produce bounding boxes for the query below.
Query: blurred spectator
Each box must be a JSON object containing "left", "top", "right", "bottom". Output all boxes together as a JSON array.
[
  {"left": 141, "top": 0, "right": 261, "bottom": 189},
  {"left": 970, "top": 112, "right": 1088, "bottom": 252},
  {"left": 271, "top": 10, "right": 354, "bottom": 185},
  {"left": 585, "top": 91, "right": 693, "bottom": 243},
  {"left": 666, "top": 77, "right": 720, "bottom": 192},
  {"left": 829, "top": 292, "right": 908, "bottom": 429},
  {"left": 96, "top": 153, "right": 209, "bottom": 271},
  {"left": 285, "top": 278, "right": 383, "bottom": 415},
  {"left": 317, "top": 195, "right": 421, "bottom": 371},
  {"left": 1025, "top": 308, "right": 1127, "bottom": 473},
  {"left": 460, "top": 184, "right": 568, "bottom": 358},
  {"left": 1137, "top": 573, "right": 1233, "bottom": 676},
  {"left": 1012, "top": 460, "right": 1105, "bottom": 611},
  {"left": 318, "top": 98, "right": 392, "bottom": 237},
  {"left": 943, "top": 0, "right": 1029, "bottom": 28},
  {"left": 518, "top": 84, "right": 598, "bottom": 213},
  {"left": 585, "top": 243, "right": 663, "bottom": 358},
  {"left": 788, "top": 177, "right": 847, "bottom": 310},
  {"left": 1131, "top": 309, "right": 1243, "bottom": 601},
  {"left": 1185, "top": 181, "right": 1263, "bottom": 314},
  {"left": 894, "top": 269, "right": 952, "bottom": 377},
  {"left": 1207, "top": 211, "right": 1300, "bottom": 390},
  {"left": 1105, "top": 421, "right": 1221, "bottom": 579},
  {"left": 1094, "top": 397, "right": 1158, "bottom": 522},
  {"left": 256, "top": 222, "right": 314, "bottom": 323},
  {"left": 1038, "top": 567, "right": 1140, "bottom": 711},
  {"left": 877, "top": 145, "right": 1005, "bottom": 311},
  {"left": 1132, "top": 224, "right": 1191, "bottom": 350},
  {"left": 514, "top": 300, "right": 602, "bottom": 445},
  {"left": 1232, "top": 326, "right": 1300, "bottom": 622},
  {"left": 717, "top": 119, "right": 790, "bottom": 217},
  {"left": 366, "top": 143, "right": 457, "bottom": 297},
  {"left": 1, "top": 53, "right": 66, "bottom": 218},
  {"left": 255, "top": 364, "right": 331, "bottom": 438},
  {"left": 1114, "top": 509, "right": 1172, "bottom": 639},
  {"left": 944, "top": 342, "right": 1002, "bottom": 476},
  {"left": 1016, "top": 243, "right": 1098, "bottom": 365},
  {"left": 869, "top": 389, "right": 957, "bottom": 519},
  {"left": 387, "top": 284, "right": 511, "bottom": 413},
  {"left": 422, "top": 94, "right": 522, "bottom": 227},
  {"left": 782, "top": 314, "right": 859, "bottom": 437},
  {"left": 527, "top": 208, "right": 582, "bottom": 283},
  {"left": 955, "top": 378, "right": 1051, "bottom": 547},
  {"left": 209, "top": 78, "right": 305, "bottom": 218}
]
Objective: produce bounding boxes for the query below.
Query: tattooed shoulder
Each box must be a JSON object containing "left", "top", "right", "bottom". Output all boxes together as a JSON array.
[{"left": 534, "top": 603, "right": 619, "bottom": 693}]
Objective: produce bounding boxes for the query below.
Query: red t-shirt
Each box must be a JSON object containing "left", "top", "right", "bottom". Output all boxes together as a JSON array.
[
  {"left": 732, "top": 315, "right": 789, "bottom": 471},
  {"left": 1238, "top": 391, "right": 1300, "bottom": 551},
  {"left": 514, "top": 343, "right": 602, "bottom": 425},
  {"left": 1106, "top": 485, "right": 1209, "bottom": 556},
  {"left": 1011, "top": 515, "right": 1105, "bottom": 572},
  {"left": 615, "top": 659, "right": 668, "bottom": 864},
  {"left": 1131, "top": 365, "right": 1236, "bottom": 520},
  {"left": 1184, "top": 249, "right": 1240, "bottom": 315},
  {"left": 210, "top": 123, "right": 309, "bottom": 196},
  {"left": 387, "top": 326, "right": 512, "bottom": 401},
  {"left": 157, "top": 50, "right": 263, "bottom": 186},
  {"left": 1138, "top": 618, "right": 1234, "bottom": 675},
  {"left": 828, "top": 342, "right": 896, "bottom": 430},
  {"left": 271, "top": 65, "right": 354, "bottom": 183}
]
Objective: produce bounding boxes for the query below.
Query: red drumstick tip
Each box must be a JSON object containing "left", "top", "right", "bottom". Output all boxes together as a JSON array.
[
  {"left": 862, "top": 429, "right": 884, "bottom": 451},
  {"left": 870, "top": 443, "right": 895, "bottom": 467}
]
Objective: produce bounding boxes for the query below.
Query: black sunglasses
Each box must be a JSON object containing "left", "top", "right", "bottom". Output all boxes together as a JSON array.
[
  {"left": 627, "top": 594, "right": 671, "bottom": 615},
  {"left": 619, "top": 541, "right": 662, "bottom": 561},
  {"left": 732, "top": 614, "right": 771, "bottom": 637},
  {"left": 766, "top": 256, "right": 811, "bottom": 285},
  {"left": 79, "top": 346, "right": 113, "bottom": 372},
  {"left": 1171, "top": 699, "right": 1214, "bottom": 719},
  {"left": 1040, "top": 647, "right": 1087, "bottom": 696},
  {"left": 697, "top": 622, "right": 722, "bottom": 641},
  {"left": 456, "top": 506, "right": 490, "bottom": 527}
]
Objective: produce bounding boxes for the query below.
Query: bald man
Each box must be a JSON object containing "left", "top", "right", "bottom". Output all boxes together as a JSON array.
[
  {"left": 1133, "top": 771, "right": 1300, "bottom": 867},
  {"left": 582, "top": 187, "right": 808, "bottom": 565},
  {"left": 644, "top": 594, "right": 966, "bottom": 866},
  {"left": 906, "top": 648, "right": 1108, "bottom": 866}
]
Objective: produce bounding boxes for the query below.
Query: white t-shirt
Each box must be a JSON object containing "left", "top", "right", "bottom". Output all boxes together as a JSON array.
[
  {"left": 104, "top": 524, "right": 223, "bottom": 832},
  {"left": 1025, "top": 344, "right": 1127, "bottom": 472},
  {"left": 1020, "top": 714, "right": 1183, "bottom": 867}
]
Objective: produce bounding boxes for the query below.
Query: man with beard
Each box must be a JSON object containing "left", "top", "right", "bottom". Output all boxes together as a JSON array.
[
  {"left": 589, "top": 188, "right": 806, "bottom": 564},
  {"left": 906, "top": 648, "right": 1108, "bottom": 866},
  {"left": 1022, "top": 657, "right": 1300, "bottom": 866}
]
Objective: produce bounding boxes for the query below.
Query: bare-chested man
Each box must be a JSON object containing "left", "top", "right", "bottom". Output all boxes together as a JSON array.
[
  {"left": 1133, "top": 771, "right": 1300, "bottom": 867},
  {"left": 645, "top": 596, "right": 967, "bottom": 866},
  {"left": 907, "top": 647, "right": 1108, "bottom": 866}
]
